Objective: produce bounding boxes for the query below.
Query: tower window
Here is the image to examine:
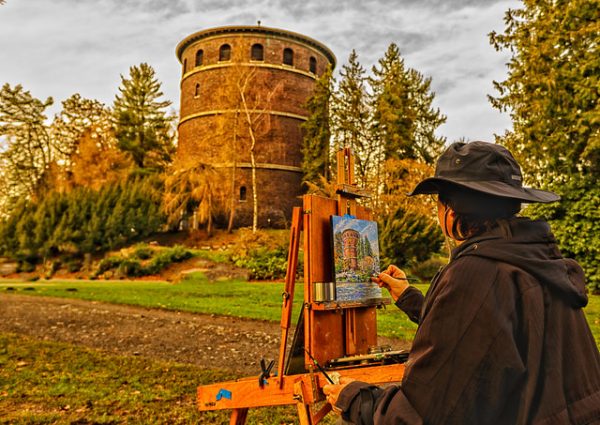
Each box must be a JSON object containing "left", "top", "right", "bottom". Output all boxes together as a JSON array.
[
  {"left": 283, "top": 48, "right": 294, "bottom": 66},
  {"left": 195, "top": 49, "right": 203, "bottom": 67},
  {"left": 251, "top": 44, "right": 264, "bottom": 61},
  {"left": 183, "top": 59, "right": 187, "bottom": 75},
  {"left": 219, "top": 44, "right": 231, "bottom": 61},
  {"left": 309, "top": 56, "right": 317, "bottom": 74},
  {"left": 239, "top": 186, "right": 247, "bottom": 201},
  {"left": 194, "top": 83, "right": 200, "bottom": 97}
]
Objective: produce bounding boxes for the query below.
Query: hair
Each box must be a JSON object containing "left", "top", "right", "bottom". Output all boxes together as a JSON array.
[{"left": 438, "top": 184, "right": 521, "bottom": 240}]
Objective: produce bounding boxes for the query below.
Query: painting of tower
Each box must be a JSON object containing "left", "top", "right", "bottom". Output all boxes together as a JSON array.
[
  {"left": 175, "top": 25, "right": 336, "bottom": 228},
  {"left": 331, "top": 215, "right": 382, "bottom": 302}
]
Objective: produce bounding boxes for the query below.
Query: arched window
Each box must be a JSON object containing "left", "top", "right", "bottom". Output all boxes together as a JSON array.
[
  {"left": 182, "top": 59, "right": 187, "bottom": 75},
  {"left": 195, "top": 49, "right": 203, "bottom": 67},
  {"left": 239, "top": 186, "right": 247, "bottom": 201},
  {"left": 219, "top": 44, "right": 231, "bottom": 61},
  {"left": 309, "top": 56, "right": 317, "bottom": 74},
  {"left": 251, "top": 44, "right": 264, "bottom": 61},
  {"left": 194, "top": 83, "right": 200, "bottom": 97},
  {"left": 283, "top": 48, "right": 294, "bottom": 66}
]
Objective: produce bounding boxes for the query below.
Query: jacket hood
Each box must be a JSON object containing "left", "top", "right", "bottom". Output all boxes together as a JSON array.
[{"left": 453, "top": 217, "right": 588, "bottom": 308}]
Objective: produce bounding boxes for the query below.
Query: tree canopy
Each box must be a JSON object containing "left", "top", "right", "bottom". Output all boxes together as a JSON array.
[
  {"left": 113, "top": 63, "right": 175, "bottom": 171},
  {"left": 490, "top": 0, "right": 600, "bottom": 288}
]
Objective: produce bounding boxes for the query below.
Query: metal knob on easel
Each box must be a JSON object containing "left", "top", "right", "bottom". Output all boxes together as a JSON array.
[{"left": 313, "top": 282, "right": 336, "bottom": 302}]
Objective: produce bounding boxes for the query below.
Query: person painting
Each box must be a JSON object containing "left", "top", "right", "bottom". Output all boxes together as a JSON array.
[{"left": 323, "top": 141, "right": 600, "bottom": 424}]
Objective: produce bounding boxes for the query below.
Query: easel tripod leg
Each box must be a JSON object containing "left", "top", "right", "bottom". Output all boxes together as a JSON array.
[{"left": 230, "top": 408, "right": 248, "bottom": 425}]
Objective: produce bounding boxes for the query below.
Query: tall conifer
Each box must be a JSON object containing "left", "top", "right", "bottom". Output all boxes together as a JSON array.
[
  {"left": 490, "top": 0, "right": 600, "bottom": 288},
  {"left": 113, "top": 63, "right": 175, "bottom": 170},
  {"left": 301, "top": 67, "right": 334, "bottom": 189}
]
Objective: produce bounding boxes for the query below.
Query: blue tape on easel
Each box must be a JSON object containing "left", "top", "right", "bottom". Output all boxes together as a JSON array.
[
  {"left": 216, "top": 388, "right": 232, "bottom": 401},
  {"left": 342, "top": 214, "right": 356, "bottom": 219}
]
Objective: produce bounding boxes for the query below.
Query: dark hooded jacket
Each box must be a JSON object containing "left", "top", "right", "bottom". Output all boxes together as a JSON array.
[{"left": 337, "top": 218, "right": 600, "bottom": 424}]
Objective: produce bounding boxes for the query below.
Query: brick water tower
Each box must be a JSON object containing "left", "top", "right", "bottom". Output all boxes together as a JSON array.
[{"left": 175, "top": 25, "right": 336, "bottom": 227}]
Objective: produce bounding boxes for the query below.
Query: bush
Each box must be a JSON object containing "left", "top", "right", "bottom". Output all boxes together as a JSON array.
[
  {"left": 132, "top": 244, "right": 153, "bottom": 260},
  {"left": 66, "top": 259, "right": 83, "bottom": 273},
  {"left": 411, "top": 256, "right": 447, "bottom": 282},
  {"left": 93, "top": 245, "right": 193, "bottom": 278},
  {"left": 44, "top": 260, "right": 61, "bottom": 279},
  {"left": 228, "top": 229, "right": 290, "bottom": 280},
  {"left": 94, "top": 256, "right": 124, "bottom": 277},
  {"left": 379, "top": 208, "right": 444, "bottom": 269},
  {"left": 117, "top": 258, "right": 144, "bottom": 277},
  {"left": 232, "top": 247, "right": 288, "bottom": 280},
  {"left": 17, "top": 261, "right": 36, "bottom": 273},
  {"left": 0, "top": 177, "right": 165, "bottom": 265}
]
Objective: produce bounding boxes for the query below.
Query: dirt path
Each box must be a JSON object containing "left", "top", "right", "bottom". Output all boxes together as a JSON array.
[{"left": 0, "top": 294, "right": 409, "bottom": 376}]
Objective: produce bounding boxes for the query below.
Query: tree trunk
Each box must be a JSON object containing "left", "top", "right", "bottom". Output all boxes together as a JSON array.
[{"left": 227, "top": 112, "right": 238, "bottom": 233}]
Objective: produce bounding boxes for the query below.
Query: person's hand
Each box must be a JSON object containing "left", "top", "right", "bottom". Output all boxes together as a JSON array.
[
  {"left": 372, "top": 264, "right": 409, "bottom": 301},
  {"left": 322, "top": 376, "right": 356, "bottom": 415}
]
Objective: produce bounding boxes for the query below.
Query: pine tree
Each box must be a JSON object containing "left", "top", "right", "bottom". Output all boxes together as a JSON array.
[
  {"left": 332, "top": 51, "right": 374, "bottom": 186},
  {"left": 113, "top": 63, "right": 175, "bottom": 171},
  {"left": 489, "top": 0, "right": 600, "bottom": 288},
  {"left": 301, "top": 66, "right": 334, "bottom": 190},
  {"left": 370, "top": 43, "right": 446, "bottom": 164},
  {"left": 489, "top": 1, "right": 599, "bottom": 181}
]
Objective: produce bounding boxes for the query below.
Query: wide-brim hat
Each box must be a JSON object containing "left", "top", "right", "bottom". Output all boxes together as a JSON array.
[{"left": 409, "top": 141, "right": 560, "bottom": 203}]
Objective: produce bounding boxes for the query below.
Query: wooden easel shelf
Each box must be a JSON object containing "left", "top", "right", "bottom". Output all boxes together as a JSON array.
[
  {"left": 335, "top": 184, "right": 371, "bottom": 198},
  {"left": 310, "top": 298, "right": 391, "bottom": 311}
]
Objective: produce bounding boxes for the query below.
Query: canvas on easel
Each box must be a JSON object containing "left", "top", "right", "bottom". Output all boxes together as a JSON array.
[{"left": 331, "top": 215, "right": 382, "bottom": 302}]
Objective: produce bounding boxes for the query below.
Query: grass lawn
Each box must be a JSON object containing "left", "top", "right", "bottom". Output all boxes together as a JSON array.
[
  {"left": 0, "top": 332, "right": 307, "bottom": 424},
  {"left": 1, "top": 275, "right": 599, "bottom": 424},
  {"left": 2, "top": 275, "right": 599, "bottom": 346},
  {"left": 0, "top": 274, "right": 425, "bottom": 342}
]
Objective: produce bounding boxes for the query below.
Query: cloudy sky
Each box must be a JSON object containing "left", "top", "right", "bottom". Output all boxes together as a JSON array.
[{"left": 0, "top": 0, "right": 520, "bottom": 143}]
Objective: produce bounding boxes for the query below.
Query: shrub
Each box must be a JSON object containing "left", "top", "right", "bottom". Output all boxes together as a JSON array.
[
  {"left": 232, "top": 247, "right": 288, "bottom": 280},
  {"left": 117, "top": 258, "right": 144, "bottom": 277},
  {"left": 132, "top": 244, "right": 153, "bottom": 260},
  {"left": 93, "top": 245, "right": 193, "bottom": 278},
  {"left": 145, "top": 245, "right": 192, "bottom": 275},
  {"left": 94, "top": 256, "right": 124, "bottom": 277},
  {"left": 17, "top": 261, "right": 36, "bottom": 273},
  {"left": 411, "top": 256, "right": 448, "bottom": 282},
  {"left": 66, "top": 259, "right": 83, "bottom": 273}
]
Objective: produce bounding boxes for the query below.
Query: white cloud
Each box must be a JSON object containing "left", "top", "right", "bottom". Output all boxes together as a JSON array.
[{"left": 0, "top": 0, "right": 519, "bottom": 140}]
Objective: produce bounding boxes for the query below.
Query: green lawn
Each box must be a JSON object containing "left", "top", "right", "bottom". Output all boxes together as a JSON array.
[
  {"left": 1, "top": 275, "right": 599, "bottom": 423},
  {"left": 0, "top": 332, "right": 305, "bottom": 424},
  {"left": 2, "top": 275, "right": 598, "bottom": 346}
]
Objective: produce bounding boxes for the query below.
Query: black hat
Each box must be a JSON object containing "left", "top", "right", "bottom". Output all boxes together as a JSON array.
[{"left": 409, "top": 141, "right": 559, "bottom": 203}]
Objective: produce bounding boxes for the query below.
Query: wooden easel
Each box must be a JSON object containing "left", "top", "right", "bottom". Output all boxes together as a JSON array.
[{"left": 197, "top": 149, "right": 405, "bottom": 424}]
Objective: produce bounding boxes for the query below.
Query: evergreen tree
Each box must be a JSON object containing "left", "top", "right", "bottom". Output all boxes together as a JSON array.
[
  {"left": 490, "top": 0, "right": 600, "bottom": 288},
  {"left": 332, "top": 51, "right": 374, "bottom": 186},
  {"left": 363, "top": 235, "right": 373, "bottom": 258},
  {"left": 370, "top": 43, "right": 446, "bottom": 164},
  {"left": 366, "top": 45, "right": 447, "bottom": 266},
  {"left": 301, "top": 66, "right": 334, "bottom": 190},
  {"left": 113, "top": 63, "right": 175, "bottom": 170}
]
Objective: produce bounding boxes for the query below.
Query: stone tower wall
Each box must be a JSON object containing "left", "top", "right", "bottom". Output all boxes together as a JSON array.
[{"left": 176, "top": 26, "right": 335, "bottom": 228}]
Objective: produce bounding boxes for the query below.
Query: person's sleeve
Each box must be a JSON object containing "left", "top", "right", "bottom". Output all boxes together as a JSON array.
[
  {"left": 336, "top": 381, "right": 423, "bottom": 425},
  {"left": 394, "top": 286, "right": 424, "bottom": 324},
  {"left": 336, "top": 258, "right": 526, "bottom": 424}
]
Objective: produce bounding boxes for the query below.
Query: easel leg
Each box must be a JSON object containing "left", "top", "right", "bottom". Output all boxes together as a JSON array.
[
  {"left": 294, "top": 380, "right": 313, "bottom": 425},
  {"left": 230, "top": 408, "right": 248, "bottom": 425}
]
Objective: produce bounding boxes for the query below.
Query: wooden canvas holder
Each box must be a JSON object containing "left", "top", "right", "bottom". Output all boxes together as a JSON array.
[{"left": 197, "top": 149, "right": 404, "bottom": 424}]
